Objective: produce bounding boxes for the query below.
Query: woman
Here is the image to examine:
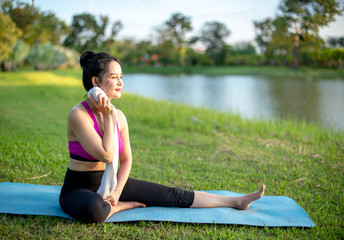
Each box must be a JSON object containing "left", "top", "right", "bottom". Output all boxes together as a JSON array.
[{"left": 59, "top": 51, "right": 266, "bottom": 223}]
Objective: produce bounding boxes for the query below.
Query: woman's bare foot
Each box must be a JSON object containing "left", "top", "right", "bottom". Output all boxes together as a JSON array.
[
  {"left": 115, "top": 201, "right": 146, "bottom": 212},
  {"left": 234, "top": 185, "right": 266, "bottom": 210},
  {"left": 104, "top": 201, "right": 146, "bottom": 221}
]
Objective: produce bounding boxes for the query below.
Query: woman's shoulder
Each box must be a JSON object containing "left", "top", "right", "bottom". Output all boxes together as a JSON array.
[
  {"left": 68, "top": 103, "right": 88, "bottom": 121},
  {"left": 115, "top": 109, "right": 127, "bottom": 131},
  {"left": 115, "top": 108, "right": 125, "bottom": 118}
]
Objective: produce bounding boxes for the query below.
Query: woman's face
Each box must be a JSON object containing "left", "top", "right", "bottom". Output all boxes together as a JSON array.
[{"left": 99, "top": 61, "right": 123, "bottom": 100}]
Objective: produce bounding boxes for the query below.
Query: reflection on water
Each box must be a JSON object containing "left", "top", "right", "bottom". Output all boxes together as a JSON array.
[{"left": 123, "top": 74, "right": 344, "bottom": 131}]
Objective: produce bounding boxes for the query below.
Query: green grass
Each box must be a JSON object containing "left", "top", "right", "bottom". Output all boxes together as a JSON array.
[{"left": 0, "top": 70, "right": 343, "bottom": 239}]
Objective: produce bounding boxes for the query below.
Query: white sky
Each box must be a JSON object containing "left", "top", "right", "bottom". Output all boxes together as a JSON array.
[{"left": 25, "top": 0, "right": 344, "bottom": 44}]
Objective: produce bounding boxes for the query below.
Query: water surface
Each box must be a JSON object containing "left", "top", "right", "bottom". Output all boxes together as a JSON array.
[{"left": 123, "top": 74, "right": 344, "bottom": 131}]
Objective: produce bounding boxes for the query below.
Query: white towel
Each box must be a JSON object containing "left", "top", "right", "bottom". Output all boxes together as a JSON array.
[{"left": 87, "top": 87, "right": 118, "bottom": 199}]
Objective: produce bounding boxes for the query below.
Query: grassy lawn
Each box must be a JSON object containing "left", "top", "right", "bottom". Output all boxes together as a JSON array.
[{"left": 0, "top": 70, "right": 343, "bottom": 239}]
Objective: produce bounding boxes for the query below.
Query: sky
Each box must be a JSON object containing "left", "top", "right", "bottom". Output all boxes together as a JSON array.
[{"left": 24, "top": 0, "right": 344, "bottom": 44}]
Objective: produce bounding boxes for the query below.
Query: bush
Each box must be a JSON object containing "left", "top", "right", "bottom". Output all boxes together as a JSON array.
[
  {"left": 58, "top": 46, "right": 80, "bottom": 69},
  {"left": 226, "top": 54, "right": 266, "bottom": 66},
  {"left": 0, "top": 12, "right": 22, "bottom": 68},
  {"left": 319, "top": 48, "right": 344, "bottom": 69},
  {"left": 26, "top": 43, "right": 80, "bottom": 70},
  {"left": 2, "top": 39, "right": 30, "bottom": 71}
]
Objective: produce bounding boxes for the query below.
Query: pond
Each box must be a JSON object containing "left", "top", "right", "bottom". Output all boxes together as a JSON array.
[{"left": 123, "top": 74, "right": 344, "bottom": 131}]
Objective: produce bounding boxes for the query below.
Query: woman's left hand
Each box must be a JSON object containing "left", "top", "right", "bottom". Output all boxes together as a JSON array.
[{"left": 106, "top": 190, "right": 121, "bottom": 206}]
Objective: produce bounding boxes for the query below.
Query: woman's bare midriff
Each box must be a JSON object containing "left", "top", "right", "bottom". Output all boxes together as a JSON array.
[{"left": 68, "top": 158, "right": 106, "bottom": 172}]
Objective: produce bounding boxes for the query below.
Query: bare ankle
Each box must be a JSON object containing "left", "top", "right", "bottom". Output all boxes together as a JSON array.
[{"left": 233, "top": 185, "right": 266, "bottom": 210}]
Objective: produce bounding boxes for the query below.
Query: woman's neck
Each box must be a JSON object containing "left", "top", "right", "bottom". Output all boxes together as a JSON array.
[{"left": 86, "top": 99, "right": 98, "bottom": 114}]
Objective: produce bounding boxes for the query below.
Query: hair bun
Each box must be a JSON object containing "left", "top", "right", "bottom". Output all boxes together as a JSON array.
[{"left": 80, "top": 51, "right": 96, "bottom": 68}]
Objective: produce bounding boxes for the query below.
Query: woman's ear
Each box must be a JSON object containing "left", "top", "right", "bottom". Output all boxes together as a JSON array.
[{"left": 91, "top": 77, "right": 99, "bottom": 87}]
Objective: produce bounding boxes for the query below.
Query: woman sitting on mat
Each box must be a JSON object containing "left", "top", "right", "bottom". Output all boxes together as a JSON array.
[{"left": 59, "top": 51, "right": 266, "bottom": 223}]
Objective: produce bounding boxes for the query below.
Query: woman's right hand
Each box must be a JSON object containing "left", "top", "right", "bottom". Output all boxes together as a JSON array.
[{"left": 90, "top": 94, "right": 112, "bottom": 115}]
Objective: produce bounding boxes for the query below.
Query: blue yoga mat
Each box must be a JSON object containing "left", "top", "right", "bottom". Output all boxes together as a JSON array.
[{"left": 0, "top": 182, "right": 315, "bottom": 227}]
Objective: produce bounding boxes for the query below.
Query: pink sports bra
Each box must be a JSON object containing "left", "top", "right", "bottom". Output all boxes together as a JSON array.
[{"left": 68, "top": 101, "right": 123, "bottom": 162}]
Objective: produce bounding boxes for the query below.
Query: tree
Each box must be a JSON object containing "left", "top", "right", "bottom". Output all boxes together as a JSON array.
[
  {"left": 278, "top": 0, "right": 343, "bottom": 67},
  {"left": 153, "top": 25, "right": 178, "bottom": 65},
  {"left": 134, "top": 40, "right": 156, "bottom": 66},
  {"left": 164, "top": 13, "right": 192, "bottom": 65},
  {"left": 225, "top": 41, "right": 258, "bottom": 65},
  {"left": 64, "top": 13, "right": 123, "bottom": 53},
  {"left": 33, "top": 11, "right": 70, "bottom": 44},
  {"left": 184, "top": 48, "right": 211, "bottom": 66},
  {"left": 254, "top": 18, "right": 274, "bottom": 54},
  {"left": 265, "top": 16, "right": 294, "bottom": 65},
  {"left": 230, "top": 41, "right": 256, "bottom": 55},
  {"left": 199, "top": 21, "right": 230, "bottom": 66},
  {"left": 0, "top": 12, "right": 21, "bottom": 65},
  {"left": 64, "top": 13, "right": 108, "bottom": 52},
  {"left": 320, "top": 47, "right": 344, "bottom": 69},
  {"left": 327, "top": 36, "right": 344, "bottom": 48},
  {"left": 153, "top": 13, "right": 192, "bottom": 65},
  {"left": 339, "top": 37, "right": 344, "bottom": 47},
  {"left": 109, "top": 21, "right": 123, "bottom": 41},
  {"left": 1, "top": 0, "right": 40, "bottom": 44},
  {"left": 1, "top": 0, "right": 69, "bottom": 44},
  {"left": 298, "top": 32, "right": 324, "bottom": 66},
  {"left": 101, "top": 20, "right": 123, "bottom": 54}
]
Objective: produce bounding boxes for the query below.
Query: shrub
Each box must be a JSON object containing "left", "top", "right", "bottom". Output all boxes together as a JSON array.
[{"left": 26, "top": 43, "right": 80, "bottom": 70}]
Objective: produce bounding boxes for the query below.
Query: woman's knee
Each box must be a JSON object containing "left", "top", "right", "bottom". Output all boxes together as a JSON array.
[
  {"left": 78, "top": 200, "right": 111, "bottom": 223},
  {"left": 60, "top": 189, "right": 111, "bottom": 223},
  {"left": 169, "top": 187, "right": 195, "bottom": 208}
]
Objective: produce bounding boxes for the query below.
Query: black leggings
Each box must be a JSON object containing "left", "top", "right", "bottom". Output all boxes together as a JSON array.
[{"left": 59, "top": 169, "right": 194, "bottom": 223}]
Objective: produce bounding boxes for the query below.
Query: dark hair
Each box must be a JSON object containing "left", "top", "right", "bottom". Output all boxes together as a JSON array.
[{"left": 80, "top": 51, "right": 121, "bottom": 91}]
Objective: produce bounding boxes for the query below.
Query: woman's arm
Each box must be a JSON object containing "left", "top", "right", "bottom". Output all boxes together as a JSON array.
[
  {"left": 69, "top": 98, "right": 115, "bottom": 163},
  {"left": 108, "top": 109, "right": 133, "bottom": 205}
]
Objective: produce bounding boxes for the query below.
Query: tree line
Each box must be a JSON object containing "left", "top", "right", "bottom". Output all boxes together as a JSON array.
[{"left": 0, "top": 0, "right": 343, "bottom": 71}]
